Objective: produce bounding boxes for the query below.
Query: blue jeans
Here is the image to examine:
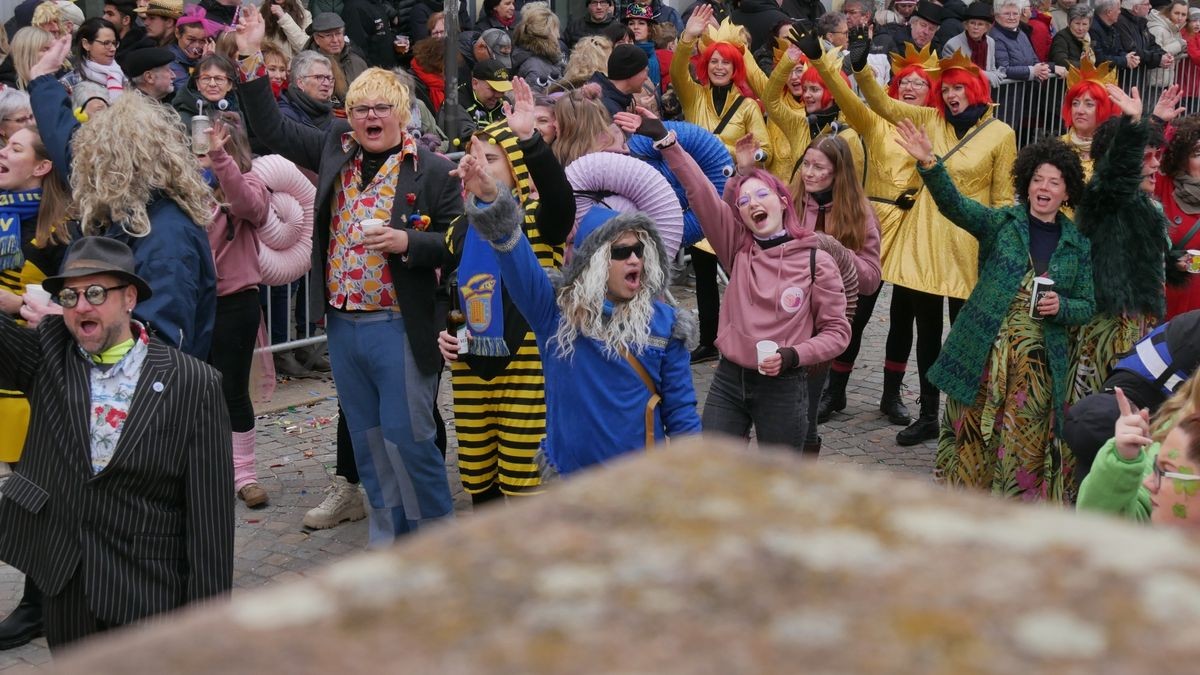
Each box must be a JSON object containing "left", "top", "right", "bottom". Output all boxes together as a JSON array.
[
  {"left": 702, "top": 358, "right": 808, "bottom": 451},
  {"left": 326, "top": 310, "right": 453, "bottom": 545}
]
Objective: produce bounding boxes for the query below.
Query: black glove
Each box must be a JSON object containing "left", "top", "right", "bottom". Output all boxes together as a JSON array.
[
  {"left": 636, "top": 115, "right": 669, "bottom": 142},
  {"left": 788, "top": 20, "right": 821, "bottom": 61},
  {"left": 847, "top": 26, "right": 870, "bottom": 72}
]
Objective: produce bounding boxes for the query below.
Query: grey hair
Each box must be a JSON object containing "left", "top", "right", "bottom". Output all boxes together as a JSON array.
[
  {"left": 1067, "top": 4, "right": 1093, "bottom": 20},
  {"left": 996, "top": 0, "right": 1029, "bottom": 11},
  {"left": 289, "top": 49, "right": 331, "bottom": 82},
  {"left": 1119, "top": 0, "right": 1139, "bottom": 10},
  {"left": 0, "top": 88, "right": 31, "bottom": 124},
  {"left": 1094, "top": 0, "right": 1120, "bottom": 13},
  {"left": 817, "top": 11, "right": 848, "bottom": 35},
  {"left": 842, "top": 0, "right": 876, "bottom": 13}
]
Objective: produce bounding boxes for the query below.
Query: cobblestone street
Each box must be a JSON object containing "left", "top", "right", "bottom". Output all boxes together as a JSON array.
[{"left": 0, "top": 283, "right": 945, "bottom": 670}]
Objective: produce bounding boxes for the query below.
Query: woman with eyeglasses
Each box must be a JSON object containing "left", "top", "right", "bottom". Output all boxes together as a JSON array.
[
  {"left": 59, "top": 17, "right": 127, "bottom": 99},
  {"left": 0, "top": 89, "right": 34, "bottom": 147},
  {"left": 1078, "top": 372, "right": 1200, "bottom": 527},
  {"left": 616, "top": 107, "right": 851, "bottom": 454},
  {"left": 172, "top": 54, "right": 242, "bottom": 128}
]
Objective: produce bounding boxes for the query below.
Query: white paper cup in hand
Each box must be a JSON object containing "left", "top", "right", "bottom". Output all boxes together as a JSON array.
[
  {"left": 360, "top": 218, "right": 387, "bottom": 246},
  {"left": 24, "top": 284, "right": 51, "bottom": 306},
  {"left": 756, "top": 340, "right": 779, "bottom": 375}
]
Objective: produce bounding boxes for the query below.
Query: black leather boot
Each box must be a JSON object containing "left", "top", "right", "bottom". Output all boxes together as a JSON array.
[
  {"left": 0, "top": 577, "right": 43, "bottom": 650},
  {"left": 817, "top": 369, "right": 850, "bottom": 422},
  {"left": 897, "top": 378, "right": 941, "bottom": 447},
  {"left": 801, "top": 437, "right": 822, "bottom": 458},
  {"left": 879, "top": 369, "right": 912, "bottom": 426}
]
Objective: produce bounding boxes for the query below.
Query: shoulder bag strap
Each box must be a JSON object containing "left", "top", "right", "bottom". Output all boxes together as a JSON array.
[
  {"left": 620, "top": 348, "right": 662, "bottom": 450},
  {"left": 712, "top": 95, "right": 745, "bottom": 137},
  {"left": 1172, "top": 216, "right": 1200, "bottom": 254},
  {"left": 940, "top": 117, "right": 996, "bottom": 164}
]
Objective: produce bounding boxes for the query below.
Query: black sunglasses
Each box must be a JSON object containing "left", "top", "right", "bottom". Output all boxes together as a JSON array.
[{"left": 611, "top": 242, "right": 645, "bottom": 260}]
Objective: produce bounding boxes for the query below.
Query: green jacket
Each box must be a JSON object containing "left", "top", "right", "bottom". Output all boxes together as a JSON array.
[
  {"left": 919, "top": 160, "right": 1096, "bottom": 432},
  {"left": 1077, "top": 438, "right": 1154, "bottom": 522}
]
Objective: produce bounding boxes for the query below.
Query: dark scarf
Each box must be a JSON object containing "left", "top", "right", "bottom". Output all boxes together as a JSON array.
[
  {"left": 946, "top": 103, "right": 988, "bottom": 139},
  {"left": 811, "top": 188, "right": 833, "bottom": 234},
  {"left": 712, "top": 84, "right": 731, "bottom": 115},
  {"left": 1174, "top": 175, "right": 1200, "bottom": 215},
  {"left": 0, "top": 189, "right": 42, "bottom": 273},
  {"left": 286, "top": 86, "right": 333, "bottom": 129},
  {"left": 806, "top": 104, "right": 840, "bottom": 138},
  {"left": 966, "top": 34, "right": 989, "bottom": 71}
]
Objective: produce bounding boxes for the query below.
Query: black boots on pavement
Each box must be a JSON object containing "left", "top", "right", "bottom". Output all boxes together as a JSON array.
[
  {"left": 897, "top": 377, "right": 940, "bottom": 446},
  {"left": 816, "top": 369, "right": 850, "bottom": 422},
  {"left": 0, "top": 578, "right": 43, "bottom": 650},
  {"left": 879, "top": 369, "right": 912, "bottom": 426}
]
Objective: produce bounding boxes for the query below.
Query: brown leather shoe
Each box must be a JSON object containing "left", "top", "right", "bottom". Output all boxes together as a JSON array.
[{"left": 238, "top": 483, "right": 269, "bottom": 508}]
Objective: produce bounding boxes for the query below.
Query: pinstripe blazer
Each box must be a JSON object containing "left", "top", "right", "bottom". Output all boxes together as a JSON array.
[{"left": 0, "top": 314, "right": 234, "bottom": 625}]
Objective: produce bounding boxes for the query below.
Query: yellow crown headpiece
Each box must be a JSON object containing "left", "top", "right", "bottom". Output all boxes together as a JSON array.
[
  {"left": 889, "top": 43, "right": 940, "bottom": 77},
  {"left": 938, "top": 49, "right": 982, "bottom": 77},
  {"left": 1066, "top": 54, "right": 1117, "bottom": 90},
  {"left": 700, "top": 17, "right": 749, "bottom": 51}
]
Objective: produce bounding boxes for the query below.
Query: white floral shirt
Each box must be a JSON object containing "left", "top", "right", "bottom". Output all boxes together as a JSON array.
[{"left": 86, "top": 323, "right": 150, "bottom": 474}]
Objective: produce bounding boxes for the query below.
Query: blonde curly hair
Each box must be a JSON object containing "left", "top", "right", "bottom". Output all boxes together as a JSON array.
[{"left": 71, "top": 93, "right": 215, "bottom": 236}]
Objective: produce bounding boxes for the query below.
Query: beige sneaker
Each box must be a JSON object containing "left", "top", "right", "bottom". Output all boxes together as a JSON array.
[
  {"left": 238, "top": 483, "right": 269, "bottom": 508},
  {"left": 302, "top": 475, "right": 366, "bottom": 529}
]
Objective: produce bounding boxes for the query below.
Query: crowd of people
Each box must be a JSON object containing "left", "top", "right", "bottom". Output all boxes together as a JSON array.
[{"left": 0, "top": 0, "right": 1198, "bottom": 656}]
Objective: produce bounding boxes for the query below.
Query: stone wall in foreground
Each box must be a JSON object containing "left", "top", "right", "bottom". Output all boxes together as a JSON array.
[{"left": 53, "top": 438, "right": 1200, "bottom": 673}]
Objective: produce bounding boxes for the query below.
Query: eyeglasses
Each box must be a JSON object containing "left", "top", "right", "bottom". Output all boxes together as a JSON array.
[
  {"left": 303, "top": 74, "right": 335, "bottom": 83},
  {"left": 315, "top": 30, "right": 345, "bottom": 39},
  {"left": 1151, "top": 462, "right": 1200, "bottom": 491},
  {"left": 349, "top": 104, "right": 395, "bottom": 119},
  {"left": 898, "top": 78, "right": 930, "bottom": 89},
  {"left": 89, "top": 38, "right": 119, "bottom": 47},
  {"left": 199, "top": 75, "right": 231, "bottom": 85},
  {"left": 610, "top": 241, "right": 645, "bottom": 260},
  {"left": 2, "top": 114, "right": 33, "bottom": 124},
  {"left": 736, "top": 187, "right": 774, "bottom": 207},
  {"left": 55, "top": 284, "right": 129, "bottom": 309}
]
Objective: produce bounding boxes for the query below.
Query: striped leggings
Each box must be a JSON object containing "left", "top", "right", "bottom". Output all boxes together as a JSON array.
[{"left": 452, "top": 331, "right": 547, "bottom": 496}]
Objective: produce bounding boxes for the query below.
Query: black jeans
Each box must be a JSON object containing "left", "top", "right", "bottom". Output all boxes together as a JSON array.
[
  {"left": 885, "top": 285, "right": 964, "bottom": 377},
  {"left": 702, "top": 358, "right": 808, "bottom": 451},
  {"left": 208, "top": 289, "right": 261, "bottom": 432},
  {"left": 690, "top": 247, "right": 720, "bottom": 348},
  {"left": 834, "top": 287, "right": 881, "bottom": 368}
]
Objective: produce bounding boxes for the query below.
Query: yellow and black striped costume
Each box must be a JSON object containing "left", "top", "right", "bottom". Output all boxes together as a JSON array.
[{"left": 447, "top": 122, "right": 568, "bottom": 497}]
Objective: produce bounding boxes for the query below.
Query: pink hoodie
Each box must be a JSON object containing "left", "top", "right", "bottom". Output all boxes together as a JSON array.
[
  {"left": 799, "top": 194, "right": 882, "bottom": 297},
  {"left": 206, "top": 149, "right": 271, "bottom": 297},
  {"left": 662, "top": 142, "right": 851, "bottom": 370}
]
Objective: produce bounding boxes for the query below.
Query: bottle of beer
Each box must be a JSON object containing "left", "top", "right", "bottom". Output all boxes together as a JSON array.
[{"left": 447, "top": 280, "right": 469, "bottom": 355}]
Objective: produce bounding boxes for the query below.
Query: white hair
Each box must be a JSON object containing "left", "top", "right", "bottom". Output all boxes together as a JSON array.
[
  {"left": 551, "top": 228, "right": 666, "bottom": 360},
  {"left": 997, "top": 0, "right": 1029, "bottom": 11}
]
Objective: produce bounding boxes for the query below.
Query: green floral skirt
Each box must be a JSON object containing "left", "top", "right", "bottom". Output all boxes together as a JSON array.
[
  {"left": 936, "top": 273, "right": 1073, "bottom": 503},
  {"left": 1069, "top": 312, "right": 1156, "bottom": 404}
]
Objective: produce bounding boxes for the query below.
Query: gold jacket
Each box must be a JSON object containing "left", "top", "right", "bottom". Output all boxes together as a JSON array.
[
  {"left": 848, "top": 57, "right": 1017, "bottom": 300},
  {"left": 671, "top": 36, "right": 772, "bottom": 158},
  {"left": 763, "top": 54, "right": 864, "bottom": 184}
]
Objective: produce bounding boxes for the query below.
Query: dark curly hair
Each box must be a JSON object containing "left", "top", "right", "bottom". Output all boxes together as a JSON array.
[
  {"left": 1091, "top": 114, "right": 1166, "bottom": 163},
  {"left": 1162, "top": 115, "right": 1200, "bottom": 178},
  {"left": 1012, "top": 137, "right": 1086, "bottom": 209}
]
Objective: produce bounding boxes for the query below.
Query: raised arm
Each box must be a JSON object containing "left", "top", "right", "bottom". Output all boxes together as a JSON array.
[
  {"left": 208, "top": 125, "right": 271, "bottom": 226},
  {"left": 27, "top": 36, "right": 79, "bottom": 185},
  {"left": 505, "top": 78, "right": 575, "bottom": 247},
  {"left": 763, "top": 51, "right": 809, "bottom": 143},
  {"left": 808, "top": 47, "right": 885, "bottom": 139},
  {"left": 897, "top": 120, "right": 1000, "bottom": 240},
  {"left": 854, "top": 59, "right": 938, "bottom": 127},
  {"left": 670, "top": 36, "right": 701, "bottom": 113}
]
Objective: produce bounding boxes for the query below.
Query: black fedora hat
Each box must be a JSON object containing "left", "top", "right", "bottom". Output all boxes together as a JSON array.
[
  {"left": 965, "top": 2, "right": 994, "bottom": 22},
  {"left": 43, "top": 237, "right": 153, "bottom": 302}
]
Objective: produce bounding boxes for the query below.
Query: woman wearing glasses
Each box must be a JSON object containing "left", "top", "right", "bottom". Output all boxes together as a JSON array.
[
  {"left": 59, "top": 17, "right": 127, "bottom": 98},
  {"left": 0, "top": 90, "right": 34, "bottom": 147},
  {"left": 1078, "top": 372, "right": 1200, "bottom": 527},
  {"left": 172, "top": 54, "right": 241, "bottom": 127}
]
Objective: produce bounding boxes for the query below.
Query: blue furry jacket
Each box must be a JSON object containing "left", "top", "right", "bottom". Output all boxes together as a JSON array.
[{"left": 467, "top": 191, "right": 701, "bottom": 475}]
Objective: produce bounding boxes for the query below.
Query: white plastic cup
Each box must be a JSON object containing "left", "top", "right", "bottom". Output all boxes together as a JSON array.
[
  {"left": 360, "top": 218, "right": 387, "bottom": 246},
  {"left": 1187, "top": 249, "right": 1200, "bottom": 274},
  {"left": 24, "top": 284, "right": 51, "bottom": 306},
  {"left": 756, "top": 339, "right": 779, "bottom": 375}
]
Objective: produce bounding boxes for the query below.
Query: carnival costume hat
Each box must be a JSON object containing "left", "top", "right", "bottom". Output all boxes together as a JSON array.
[
  {"left": 1066, "top": 54, "right": 1117, "bottom": 90},
  {"left": 699, "top": 17, "right": 749, "bottom": 49},
  {"left": 890, "top": 43, "right": 940, "bottom": 77},
  {"left": 938, "top": 49, "right": 983, "bottom": 78}
]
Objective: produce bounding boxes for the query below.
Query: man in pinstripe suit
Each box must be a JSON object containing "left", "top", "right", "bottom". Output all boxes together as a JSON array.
[{"left": 0, "top": 237, "right": 234, "bottom": 651}]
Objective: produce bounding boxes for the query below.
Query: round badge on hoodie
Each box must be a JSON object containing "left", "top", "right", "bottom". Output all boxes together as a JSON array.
[{"left": 780, "top": 286, "right": 805, "bottom": 313}]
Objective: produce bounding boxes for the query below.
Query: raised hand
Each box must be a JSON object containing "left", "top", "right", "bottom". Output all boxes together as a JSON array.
[
  {"left": 451, "top": 138, "right": 500, "bottom": 203},
  {"left": 788, "top": 20, "right": 822, "bottom": 61},
  {"left": 684, "top": 3, "right": 712, "bottom": 40},
  {"left": 207, "top": 119, "right": 231, "bottom": 157},
  {"left": 1113, "top": 387, "right": 1152, "bottom": 461},
  {"left": 847, "top": 24, "right": 871, "bottom": 72},
  {"left": 1152, "top": 83, "right": 1186, "bottom": 123},
  {"left": 733, "top": 133, "right": 763, "bottom": 175},
  {"left": 502, "top": 76, "right": 536, "bottom": 141},
  {"left": 1105, "top": 83, "right": 1143, "bottom": 120},
  {"left": 612, "top": 105, "right": 668, "bottom": 141},
  {"left": 234, "top": 3, "right": 265, "bottom": 55},
  {"left": 29, "top": 34, "right": 70, "bottom": 81},
  {"left": 893, "top": 119, "right": 934, "bottom": 164}
]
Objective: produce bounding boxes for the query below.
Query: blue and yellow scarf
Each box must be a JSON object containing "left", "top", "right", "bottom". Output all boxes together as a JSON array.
[{"left": 0, "top": 189, "right": 42, "bottom": 273}]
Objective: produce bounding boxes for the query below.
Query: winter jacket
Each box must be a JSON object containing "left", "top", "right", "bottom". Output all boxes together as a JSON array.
[
  {"left": 512, "top": 46, "right": 564, "bottom": 93},
  {"left": 918, "top": 159, "right": 1095, "bottom": 430},
  {"left": 934, "top": 0, "right": 967, "bottom": 53},
  {"left": 207, "top": 146, "right": 270, "bottom": 297},
  {"left": 990, "top": 24, "right": 1042, "bottom": 80},
  {"left": 1022, "top": 12, "right": 1053, "bottom": 62},
  {"left": 1115, "top": 8, "right": 1167, "bottom": 68},
  {"left": 731, "top": 0, "right": 791, "bottom": 54},
  {"left": 278, "top": 86, "right": 336, "bottom": 130},
  {"left": 171, "top": 83, "right": 241, "bottom": 128},
  {"left": 474, "top": 13, "right": 514, "bottom": 34},
  {"left": 660, "top": 140, "right": 851, "bottom": 371},
  {"left": 266, "top": 8, "right": 312, "bottom": 58},
  {"left": 1050, "top": 28, "right": 1089, "bottom": 68},
  {"left": 1076, "top": 438, "right": 1154, "bottom": 522},
  {"left": 411, "top": 0, "right": 470, "bottom": 39},
  {"left": 27, "top": 74, "right": 216, "bottom": 358},
  {"left": 564, "top": 14, "right": 616, "bottom": 48},
  {"left": 943, "top": 32, "right": 1005, "bottom": 85},
  {"left": 647, "top": 0, "right": 684, "bottom": 33},
  {"left": 167, "top": 43, "right": 198, "bottom": 93},
  {"left": 780, "top": 0, "right": 823, "bottom": 23},
  {"left": 1147, "top": 8, "right": 1184, "bottom": 86},
  {"left": 1091, "top": 15, "right": 1135, "bottom": 68},
  {"left": 1154, "top": 177, "right": 1200, "bottom": 319},
  {"left": 466, "top": 191, "right": 701, "bottom": 475},
  {"left": 198, "top": 0, "right": 238, "bottom": 28},
  {"left": 590, "top": 71, "right": 634, "bottom": 116},
  {"left": 341, "top": 0, "right": 398, "bottom": 68}
]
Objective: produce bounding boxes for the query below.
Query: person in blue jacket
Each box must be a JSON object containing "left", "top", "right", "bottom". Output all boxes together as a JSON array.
[
  {"left": 443, "top": 139, "right": 702, "bottom": 476},
  {"left": 23, "top": 34, "right": 217, "bottom": 359}
]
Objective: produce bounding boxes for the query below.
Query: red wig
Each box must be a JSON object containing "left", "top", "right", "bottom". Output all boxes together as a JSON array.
[
  {"left": 692, "top": 41, "right": 761, "bottom": 110},
  {"left": 886, "top": 64, "right": 933, "bottom": 102},
  {"left": 935, "top": 68, "right": 992, "bottom": 117},
  {"left": 1061, "top": 80, "right": 1118, "bottom": 131},
  {"left": 797, "top": 65, "right": 850, "bottom": 110}
]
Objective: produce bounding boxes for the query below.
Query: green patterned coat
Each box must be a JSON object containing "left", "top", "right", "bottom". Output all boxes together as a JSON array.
[{"left": 919, "top": 161, "right": 1096, "bottom": 433}]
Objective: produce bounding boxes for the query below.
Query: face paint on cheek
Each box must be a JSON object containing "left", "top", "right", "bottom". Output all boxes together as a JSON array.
[
  {"left": 1168, "top": 449, "right": 1181, "bottom": 460},
  {"left": 1174, "top": 503, "right": 1188, "bottom": 519}
]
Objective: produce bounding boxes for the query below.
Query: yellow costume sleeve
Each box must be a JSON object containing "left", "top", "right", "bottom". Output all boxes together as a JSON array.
[
  {"left": 990, "top": 122, "right": 1018, "bottom": 207},
  {"left": 763, "top": 54, "right": 809, "bottom": 147},
  {"left": 671, "top": 37, "right": 701, "bottom": 113},
  {"left": 736, "top": 100, "right": 771, "bottom": 159},
  {"left": 854, "top": 65, "right": 938, "bottom": 128},
  {"left": 742, "top": 43, "right": 770, "bottom": 97},
  {"left": 812, "top": 49, "right": 883, "bottom": 138}
]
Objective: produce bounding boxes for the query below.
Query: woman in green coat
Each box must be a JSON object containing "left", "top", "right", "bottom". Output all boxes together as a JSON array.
[{"left": 895, "top": 121, "right": 1096, "bottom": 503}]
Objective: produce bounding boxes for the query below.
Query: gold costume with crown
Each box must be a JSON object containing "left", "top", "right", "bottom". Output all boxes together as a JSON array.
[
  {"left": 1060, "top": 55, "right": 1117, "bottom": 180},
  {"left": 670, "top": 19, "right": 771, "bottom": 159},
  {"left": 840, "top": 47, "right": 1016, "bottom": 300}
]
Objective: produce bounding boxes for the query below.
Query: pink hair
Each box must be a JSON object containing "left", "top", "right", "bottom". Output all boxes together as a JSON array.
[{"left": 722, "top": 169, "right": 808, "bottom": 239}]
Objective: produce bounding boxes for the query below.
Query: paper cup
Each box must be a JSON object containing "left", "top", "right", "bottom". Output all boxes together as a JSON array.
[
  {"left": 24, "top": 284, "right": 51, "bottom": 306},
  {"left": 756, "top": 340, "right": 779, "bottom": 375},
  {"left": 1187, "top": 249, "right": 1200, "bottom": 274}
]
